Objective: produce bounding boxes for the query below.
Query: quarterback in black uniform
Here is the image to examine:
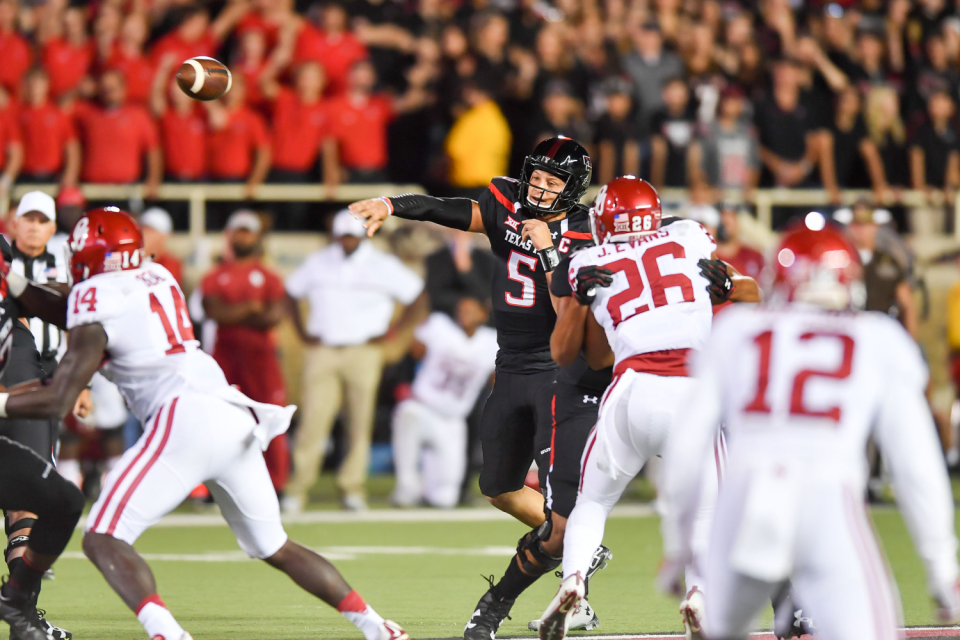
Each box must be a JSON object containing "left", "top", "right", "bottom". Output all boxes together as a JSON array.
[{"left": 350, "top": 137, "right": 611, "bottom": 638}]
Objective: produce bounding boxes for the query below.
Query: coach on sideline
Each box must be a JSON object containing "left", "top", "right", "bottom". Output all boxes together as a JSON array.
[{"left": 283, "top": 210, "right": 427, "bottom": 512}]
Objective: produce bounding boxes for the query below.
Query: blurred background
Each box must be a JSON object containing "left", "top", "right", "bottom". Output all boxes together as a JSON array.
[{"left": 1, "top": 0, "right": 960, "bottom": 510}]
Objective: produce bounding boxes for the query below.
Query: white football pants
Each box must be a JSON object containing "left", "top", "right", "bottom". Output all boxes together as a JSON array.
[
  {"left": 704, "top": 462, "right": 902, "bottom": 640},
  {"left": 563, "top": 371, "right": 723, "bottom": 594},
  {"left": 391, "top": 399, "right": 467, "bottom": 509}
]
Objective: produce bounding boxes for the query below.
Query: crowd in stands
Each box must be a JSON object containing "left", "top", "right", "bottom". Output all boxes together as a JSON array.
[{"left": 2, "top": 0, "right": 960, "bottom": 212}]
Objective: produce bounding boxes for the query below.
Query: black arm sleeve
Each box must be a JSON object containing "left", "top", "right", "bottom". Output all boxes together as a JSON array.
[
  {"left": 389, "top": 194, "right": 475, "bottom": 231},
  {"left": 550, "top": 255, "right": 574, "bottom": 298}
]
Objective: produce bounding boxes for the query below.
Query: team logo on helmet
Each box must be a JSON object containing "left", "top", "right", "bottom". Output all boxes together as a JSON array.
[{"left": 70, "top": 217, "right": 89, "bottom": 252}]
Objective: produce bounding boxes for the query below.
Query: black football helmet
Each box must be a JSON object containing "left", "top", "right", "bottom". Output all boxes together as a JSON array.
[{"left": 519, "top": 136, "right": 592, "bottom": 216}]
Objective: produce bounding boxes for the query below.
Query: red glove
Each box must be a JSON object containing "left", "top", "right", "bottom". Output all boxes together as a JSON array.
[{"left": 0, "top": 250, "right": 10, "bottom": 278}]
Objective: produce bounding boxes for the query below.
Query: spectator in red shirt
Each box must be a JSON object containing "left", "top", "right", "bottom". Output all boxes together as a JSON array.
[
  {"left": 18, "top": 68, "right": 80, "bottom": 187},
  {"left": 151, "top": 56, "right": 207, "bottom": 181},
  {"left": 326, "top": 60, "right": 395, "bottom": 184},
  {"left": 293, "top": 3, "right": 368, "bottom": 96},
  {"left": 74, "top": 70, "right": 162, "bottom": 198},
  {"left": 263, "top": 61, "right": 331, "bottom": 182},
  {"left": 205, "top": 72, "right": 271, "bottom": 197},
  {"left": 140, "top": 207, "right": 183, "bottom": 285},
  {"left": 235, "top": 30, "right": 270, "bottom": 113},
  {"left": 0, "top": 86, "right": 22, "bottom": 199},
  {"left": 150, "top": 2, "right": 248, "bottom": 83},
  {"left": 0, "top": 0, "right": 30, "bottom": 97},
  {"left": 105, "top": 13, "right": 156, "bottom": 105},
  {"left": 41, "top": 6, "right": 96, "bottom": 100},
  {"left": 201, "top": 210, "right": 289, "bottom": 492}
]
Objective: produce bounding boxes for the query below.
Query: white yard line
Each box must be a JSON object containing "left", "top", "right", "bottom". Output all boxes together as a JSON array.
[
  {"left": 59, "top": 545, "right": 519, "bottom": 562},
  {"left": 75, "top": 503, "right": 656, "bottom": 529},
  {"left": 492, "top": 629, "right": 960, "bottom": 640}
]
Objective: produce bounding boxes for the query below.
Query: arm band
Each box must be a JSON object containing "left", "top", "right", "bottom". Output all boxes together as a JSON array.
[
  {"left": 388, "top": 194, "right": 474, "bottom": 232},
  {"left": 6, "top": 271, "right": 26, "bottom": 297},
  {"left": 539, "top": 246, "right": 560, "bottom": 273},
  {"left": 0, "top": 393, "right": 9, "bottom": 418}
]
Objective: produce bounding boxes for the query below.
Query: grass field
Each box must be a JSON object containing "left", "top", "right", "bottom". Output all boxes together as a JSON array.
[{"left": 28, "top": 498, "right": 959, "bottom": 640}]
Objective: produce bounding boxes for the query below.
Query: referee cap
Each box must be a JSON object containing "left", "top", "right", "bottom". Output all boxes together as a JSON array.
[{"left": 16, "top": 191, "right": 56, "bottom": 223}]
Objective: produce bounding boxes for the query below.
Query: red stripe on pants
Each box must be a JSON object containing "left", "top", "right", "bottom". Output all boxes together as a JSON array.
[
  {"left": 106, "top": 398, "right": 179, "bottom": 535},
  {"left": 90, "top": 408, "right": 164, "bottom": 532}
]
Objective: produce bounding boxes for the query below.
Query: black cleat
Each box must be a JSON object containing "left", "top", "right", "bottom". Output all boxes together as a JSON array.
[
  {"left": 9, "top": 608, "right": 72, "bottom": 640},
  {"left": 0, "top": 596, "right": 47, "bottom": 640},
  {"left": 586, "top": 545, "right": 612, "bottom": 580},
  {"left": 464, "top": 576, "right": 514, "bottom": 640}
]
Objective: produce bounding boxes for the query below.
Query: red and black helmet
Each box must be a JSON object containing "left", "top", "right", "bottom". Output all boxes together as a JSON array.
[
  {"left": 589, "top": 176, "right": 662, "bottom": 244},
  {"left": 771, "top": 214, "right": 864, "bottom": 309},
  {"left": 519, "top": 136, "right": 592, "bottom": 215},
  {"left": 66, "top": 207, "right": 144, "bottom": 284}
]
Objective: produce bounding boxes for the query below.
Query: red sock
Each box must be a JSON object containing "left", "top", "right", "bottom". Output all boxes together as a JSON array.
[
  {"left": 135, "top": 594, "right": 166, "bottom": 615},
  {"left": 337, "top": 590, "right": 367, "bottom": 613}
]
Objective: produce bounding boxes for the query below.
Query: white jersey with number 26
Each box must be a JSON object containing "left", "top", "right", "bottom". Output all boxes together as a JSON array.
[
  {"left": 67, "top": 261, "right": 230, "bottom": 423},
  {"left": 567, "top": 219, "right": 716, "bottom": 369}
]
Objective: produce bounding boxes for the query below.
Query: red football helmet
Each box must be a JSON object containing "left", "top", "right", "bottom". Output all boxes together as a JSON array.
[
  {"left": 67, "top": 207, "right": 144, "bottom": 284},
  {"left": 772, "top": 215, "right": 864, "bottom": 309},
  {"left": 589, "top": 176, "right": 662, "bottom": 244}
]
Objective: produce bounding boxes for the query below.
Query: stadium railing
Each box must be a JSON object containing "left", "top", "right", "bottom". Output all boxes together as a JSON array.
[{"left": 4, "top": 184, "right": 958, "bottom": 238}]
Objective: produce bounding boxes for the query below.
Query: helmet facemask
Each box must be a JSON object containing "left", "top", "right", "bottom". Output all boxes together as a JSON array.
[{"left": 519, "top": 159, "right": 580, "bottom": 215}]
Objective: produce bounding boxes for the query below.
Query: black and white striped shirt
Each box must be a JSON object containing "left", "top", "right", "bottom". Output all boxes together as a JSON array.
[{"left": 10, "top": 241, "right": 67, "bottom": 371}]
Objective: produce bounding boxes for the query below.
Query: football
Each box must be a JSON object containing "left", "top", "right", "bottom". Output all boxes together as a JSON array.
[{"left": 176, "top": 56, "right": 232, "bottom": 101}]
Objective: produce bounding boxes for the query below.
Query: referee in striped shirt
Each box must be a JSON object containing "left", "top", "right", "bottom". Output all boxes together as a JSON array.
[{"left": 2, "top": 191, "right": 78, "bottom": 639}]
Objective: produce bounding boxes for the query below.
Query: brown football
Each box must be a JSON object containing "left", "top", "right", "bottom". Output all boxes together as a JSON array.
[{"left": 176, "top": 56, "right": 232, "bottom": 101}]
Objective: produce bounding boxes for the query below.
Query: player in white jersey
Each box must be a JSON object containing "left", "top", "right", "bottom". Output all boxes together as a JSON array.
[
  {"left": 392, "top": 297, "right": 497, "bottom": 508},
  {"left": 658, "top": 217, "right": 960, "bottom": 639},
  {"left": 537, "top": 177, "right": 761, "bottom": 640},
  {"left": 0, "top": 208, "right": 409, "bottom": 640}
]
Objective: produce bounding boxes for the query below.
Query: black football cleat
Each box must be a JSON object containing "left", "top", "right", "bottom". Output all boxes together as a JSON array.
[
  {"left": 11, "top": 608, "right": 72, "bottom": 640},
  {"left": 464, "top": 576, "right": 514, "bottom": 640},
  {"left": 0, "top": 594, "right": 47, "bottom": 640}
]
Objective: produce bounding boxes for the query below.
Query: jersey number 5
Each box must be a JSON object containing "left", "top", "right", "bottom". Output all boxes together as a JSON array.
[
  {"left": 505, "top": 251, "right": 538, "bottom": 308},
  {"left": 149, "top": 285, "right": 196, "bottom": 355},
  {"left": 604, "top": 242, "right": 695, "bottom": 328},
  {"left": 745, "top": 330, "right": 855, "bottom": 422}
]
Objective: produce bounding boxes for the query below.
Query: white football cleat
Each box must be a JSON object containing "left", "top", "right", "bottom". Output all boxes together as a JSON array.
[
  {"left": 528, "top": 597, "right": 599, "bottom": 632},
  {"left": 536, "top": 573, "right": 586, "bottom": 640},
  {"left": 378, "top": 620, "right": 409, "bottom": 640},
  {"left": 680, "top": 586, "right": 705, "bottom": 640}
]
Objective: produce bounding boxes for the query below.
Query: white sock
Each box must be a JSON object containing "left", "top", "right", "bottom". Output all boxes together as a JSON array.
[
  {"left": 136, "top": 599, "right": 185, "bottom": 640},
  {"left": 342, "top": 606, "right": 385, "bottom": 640},
  {"left": 57, "top": 459, "right": 82, "bottom": 489},
  {"left": 562, "top": 500, "right": 609, "bottom": 580}
]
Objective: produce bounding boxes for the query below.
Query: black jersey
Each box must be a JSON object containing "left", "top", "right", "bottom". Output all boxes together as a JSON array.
[{"left": 479, "top": 177, "right": 595, "bottom": 373}]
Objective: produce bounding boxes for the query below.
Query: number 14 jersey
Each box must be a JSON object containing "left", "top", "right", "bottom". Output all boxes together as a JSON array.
[
  {"left": 67, "top": 261, "right": 230, "bottom": 423},
  {"left": 569, "top": 218, "right": 716, "bottom": 372}
]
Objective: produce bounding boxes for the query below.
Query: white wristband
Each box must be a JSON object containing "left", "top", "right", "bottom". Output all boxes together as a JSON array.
[
  {"left": 0, "top": 393, "right": 9, "bottom": 418},
  {"left": 377, "top": 197, "right": 394, "bottom": 216},
  {"left": 6, "top": 271, "right": 26, "bottom": 297}
]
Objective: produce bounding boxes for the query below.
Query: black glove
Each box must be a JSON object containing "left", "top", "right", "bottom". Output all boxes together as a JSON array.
[
  {"left": 698, "top": 258, "right": 733, "bottom": 304},
  {"left": 574, "top": 265, "right": 614, "bottom": 305}
]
